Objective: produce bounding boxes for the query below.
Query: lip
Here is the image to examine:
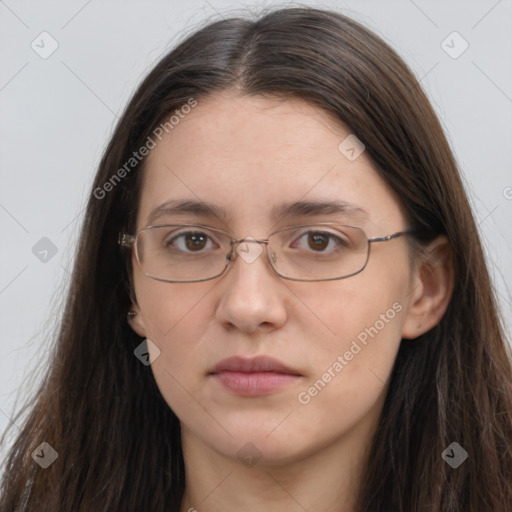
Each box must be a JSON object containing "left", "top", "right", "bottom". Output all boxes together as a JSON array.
[
  {"left": 211, "top": 355, "right": 300, "bottom": 375},
  {"left": 209, "top": 356, "right": 302, "bottom": 396}
]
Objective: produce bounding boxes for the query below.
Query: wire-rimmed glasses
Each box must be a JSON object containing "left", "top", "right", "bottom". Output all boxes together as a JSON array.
[{"left": 118, "top": 223, "right": 416, "bottom": 283}]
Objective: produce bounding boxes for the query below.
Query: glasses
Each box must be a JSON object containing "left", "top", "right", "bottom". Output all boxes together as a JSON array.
[{"left": 118, "top": 223, "right": 415, "bottom": 283}]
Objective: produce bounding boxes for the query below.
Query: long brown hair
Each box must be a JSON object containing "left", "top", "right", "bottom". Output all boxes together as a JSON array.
[{"left": 2, "top": 7, "right": 511, "bottom": 511}]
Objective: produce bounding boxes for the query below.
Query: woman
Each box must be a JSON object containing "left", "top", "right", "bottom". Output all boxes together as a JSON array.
[{"left": 1, "top": 6, "right": 511, "bottom": 511}]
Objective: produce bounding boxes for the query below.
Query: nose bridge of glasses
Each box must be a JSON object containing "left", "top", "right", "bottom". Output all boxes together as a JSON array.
[
  {"left": 230, "top": 237, "right": 269, "bottom": 246},
  {"left": 227, "top": 237, "right": 271, "bottom": 263}
]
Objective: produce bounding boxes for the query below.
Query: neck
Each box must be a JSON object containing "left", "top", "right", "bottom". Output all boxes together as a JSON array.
[{"left": 178, "top": 420, "right": 376, "bottom": 512}]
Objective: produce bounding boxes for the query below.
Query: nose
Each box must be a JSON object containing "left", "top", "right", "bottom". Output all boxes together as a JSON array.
[{"left": 215, "top": 239, "right": 290, "bottom": 333}]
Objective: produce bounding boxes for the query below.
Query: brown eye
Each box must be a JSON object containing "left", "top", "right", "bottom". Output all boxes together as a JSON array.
[
  {"left": 185, "top": 233, "right": 208, "bottom": 251},
  {"left": 290, "top": 229, "right": 349, "bottom": 254},
  {"left": 308, "top": 232, "right": 329, "bottom": 251},
  {"left": 165, "top": 230, "right": 215, "bottom": 252}
]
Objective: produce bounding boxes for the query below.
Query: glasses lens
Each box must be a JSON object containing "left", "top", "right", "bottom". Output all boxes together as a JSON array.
[
  {"left": 134, "top": 224, "right": 369, "bottom": 282},
  {"left": 268, "top": 225, "right": 369, "bottom": 280},
  {"left": 136, "top": 225, "right": 230, "bottom": 282}
]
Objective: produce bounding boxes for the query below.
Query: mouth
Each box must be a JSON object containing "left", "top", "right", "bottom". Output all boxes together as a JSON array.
[{"left": 209, "top": 356, "right": 303, "bottom": 396}]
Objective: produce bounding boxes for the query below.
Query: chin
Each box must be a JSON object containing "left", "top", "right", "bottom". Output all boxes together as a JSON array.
[{"left": 230, "top": 426, "right": 316, "bottom": 466}]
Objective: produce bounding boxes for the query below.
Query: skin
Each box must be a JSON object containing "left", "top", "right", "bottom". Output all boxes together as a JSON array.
[{"left": 128, "top": 91, "right": 454, "bottom": 512}]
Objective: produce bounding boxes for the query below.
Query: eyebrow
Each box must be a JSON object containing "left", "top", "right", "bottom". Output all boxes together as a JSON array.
[{"left": 146, "top": 198, "right": 368, "bottom": 226}]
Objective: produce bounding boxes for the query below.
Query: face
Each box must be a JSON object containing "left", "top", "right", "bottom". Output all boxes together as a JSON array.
[{"left": 128, "top": 91, "right": 416, "bottom": 467}]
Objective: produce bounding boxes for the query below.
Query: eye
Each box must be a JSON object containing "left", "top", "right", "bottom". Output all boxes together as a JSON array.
[
  {"left": 165, "top": 230, "right": 217, "bottom": 252},
  {"left": 291, "top": 230, "right": 349, "bottom": 253}
]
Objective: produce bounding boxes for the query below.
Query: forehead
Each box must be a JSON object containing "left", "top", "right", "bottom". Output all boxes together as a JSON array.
[{"left": 137, "top": 92, "right": 405, "bottom": 233}]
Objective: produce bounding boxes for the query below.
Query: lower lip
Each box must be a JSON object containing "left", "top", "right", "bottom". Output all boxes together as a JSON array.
[{"left": 212, "top": 371, "right": 301, "bottom": 396}]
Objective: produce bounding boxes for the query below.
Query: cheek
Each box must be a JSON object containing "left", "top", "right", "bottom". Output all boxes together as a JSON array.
[
  {"left": 298, "top": 305, "right": 404, "bottom": 404},
  {"left": 296, "top": 291, "right": 404, "bottom": 404},
  {"left": 293, "top": 271, "right": 406, "bottom": 351},
  {"left": 134, "top": 278, "right": 217, "bottom": 396},
  {"left": 291, "top": 265, "right": 407, "bottom": 407},
  {"left": 290, "top": 289, "right": 404, "bottom": 450},
  {"left": 135, "top": 274, "right": 216, "bottom": 341}
]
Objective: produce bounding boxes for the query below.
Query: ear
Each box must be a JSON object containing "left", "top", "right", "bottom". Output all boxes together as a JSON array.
[
  {"left": 127, "top": 300, "right": 147, "bottom": 338},
  {"left": 401, "top": 235, "right": 454, "bottom": 339}
]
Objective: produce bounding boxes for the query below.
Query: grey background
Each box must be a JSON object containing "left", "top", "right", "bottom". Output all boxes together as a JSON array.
[{"left": 1, "top": 0, "right": 511, "bottom": 450}]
